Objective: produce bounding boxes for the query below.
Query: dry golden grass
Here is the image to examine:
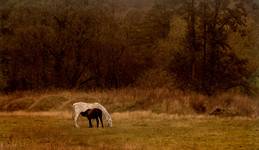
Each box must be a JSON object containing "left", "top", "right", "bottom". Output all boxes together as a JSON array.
[
  {"left": 0, "top": 88, "right": 258, "bottom": 117},
  {"left": 0, "top": 111, "right": 71, "bottom": 118},
  {"left": 0, "top": 111, "right": 258, "bottom": 150},
  {"left": 0, "top": 110, "right": 256, "bottom": 121}
]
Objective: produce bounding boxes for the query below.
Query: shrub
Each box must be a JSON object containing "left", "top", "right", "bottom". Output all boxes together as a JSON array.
[
  {"left": 189, "top": 94, "right": 208, "bottom": 114},
  {"left": 208, "top": 93, "right": 257, "bottom": 117},
  {"left": 135, "top": 69, "right": 174, "bottom": 89},
  {"left": 5, "top": 99, "right": 35, "bottom": 111},
  {"left": 30, "top": 96, "right": 68, "bottom": 111}
]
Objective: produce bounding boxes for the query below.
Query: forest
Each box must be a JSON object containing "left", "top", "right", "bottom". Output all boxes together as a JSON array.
[{"left": 1, "top": 0, "right": 259, "bottom": 95}]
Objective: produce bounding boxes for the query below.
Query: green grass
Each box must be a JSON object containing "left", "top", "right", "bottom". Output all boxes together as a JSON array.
[{"left": 0, "top": 112, "right": 258, "bottom": 150}]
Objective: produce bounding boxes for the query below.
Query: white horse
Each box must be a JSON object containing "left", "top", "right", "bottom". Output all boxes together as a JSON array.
[{"left": 72, "top": 102, "right": 112, "bottom": 128}]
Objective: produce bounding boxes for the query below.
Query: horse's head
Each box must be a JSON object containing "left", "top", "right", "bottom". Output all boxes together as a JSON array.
[{"left": 107, "top": 118, "right": 112, "bottom": 127}]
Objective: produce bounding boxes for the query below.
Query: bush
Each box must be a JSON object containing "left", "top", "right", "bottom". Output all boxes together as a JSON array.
[
  {"left": 30, "top": 96, "right": 68, "bottom": 111},
  {"left": 208, "top": 94, "right": 257, "bottom": 117},
  {"left": 189, "top": 94, "right": 208, "bottom": 114},
  {"left": 135, "top": 69, "right": 174, "bottom": 89},
  {"left": 5, "top": 99, "right": 35, "bottom": 111}
]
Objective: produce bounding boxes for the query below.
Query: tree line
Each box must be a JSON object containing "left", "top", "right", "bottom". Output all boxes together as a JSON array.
[{"left": 0, "top": 0, "right": 258, "bottom": 95}]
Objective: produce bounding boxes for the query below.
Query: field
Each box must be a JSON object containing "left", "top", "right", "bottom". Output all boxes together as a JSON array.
[
  {"left": 0, "top": 111, "right": 258, "bottom": 150},
  {"left": 0, "top": 90, "right": 258, "bottom": 149}
]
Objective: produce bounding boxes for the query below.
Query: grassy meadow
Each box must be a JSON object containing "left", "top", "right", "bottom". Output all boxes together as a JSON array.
[
  {"left": 0, "top": 89, "right": 258, "bottom": 149},
  {"left": 0, "top": 111, "right": 258, "bottom": 150}
]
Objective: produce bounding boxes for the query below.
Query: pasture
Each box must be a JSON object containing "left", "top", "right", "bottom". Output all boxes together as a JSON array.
[{"left": 0, "top": 111, "right": 258, "bottom": 150}]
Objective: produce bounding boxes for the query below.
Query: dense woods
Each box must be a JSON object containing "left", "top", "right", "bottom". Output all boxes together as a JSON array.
[{"left": 0, "top": 0, "right": 259, "bottom": 95}]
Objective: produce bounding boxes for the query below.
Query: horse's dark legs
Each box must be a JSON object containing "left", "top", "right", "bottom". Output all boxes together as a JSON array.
[
  {"left": 99, "top": 116, "right": 103, "bottom": 128},
  {"left": 96, "top": 118, "right": 99, "bottom": 128},
  {"left": 85, "top": 108, "right": 103, "bottom": 128},
  {"left": 88, "top": 118, "right": 93, "bottom": 128}
]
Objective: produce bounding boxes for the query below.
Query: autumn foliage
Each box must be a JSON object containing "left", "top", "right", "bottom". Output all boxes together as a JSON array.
[{"left": 0, "top": 0, "right": 259, "bottom": 95}]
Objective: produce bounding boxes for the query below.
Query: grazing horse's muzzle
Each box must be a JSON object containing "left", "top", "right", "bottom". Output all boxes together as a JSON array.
[{"left": 108, "top": 119, "right": 113, "bottom": 127}]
